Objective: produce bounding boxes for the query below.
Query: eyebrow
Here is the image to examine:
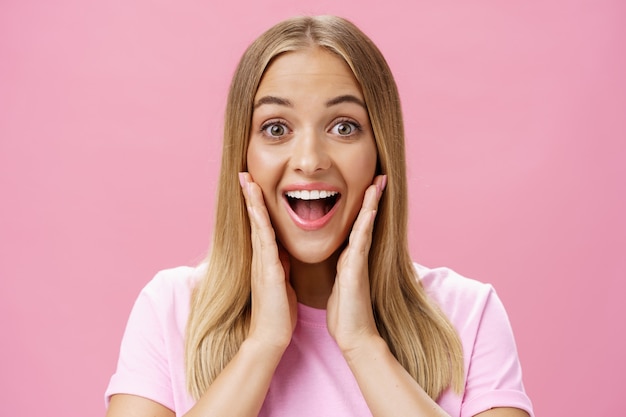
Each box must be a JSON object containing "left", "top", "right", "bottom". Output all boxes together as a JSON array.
[
  {"left": 325, "top": 94, "right": 366, "bottom": 109},
  {"left": 253, "top": 94, "right": 366, "bottom": 109},
  {"left": 253, "top": 96, "right": 293, "bottom": 109}
]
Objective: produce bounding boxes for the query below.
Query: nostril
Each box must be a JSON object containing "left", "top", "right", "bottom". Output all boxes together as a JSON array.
[{"left": 289, "top": 141, "right": 332, "bottom": 173}]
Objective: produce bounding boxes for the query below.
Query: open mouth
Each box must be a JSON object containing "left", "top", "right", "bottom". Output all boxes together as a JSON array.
[{"left": 285, "top": 190, "right": 340, "bottom": 221}]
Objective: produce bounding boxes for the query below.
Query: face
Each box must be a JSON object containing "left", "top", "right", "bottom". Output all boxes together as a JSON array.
[{"left": 247, "top": 47, "right": 378, "bottom": 265}]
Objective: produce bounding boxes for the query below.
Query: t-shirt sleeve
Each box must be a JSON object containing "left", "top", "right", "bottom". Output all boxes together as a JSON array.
[
  {"left": 104, "top": 274, "right": 175, "bottom": 411},
  {"left": 460, "top": 288, "right": 534, "bottom": 417}
]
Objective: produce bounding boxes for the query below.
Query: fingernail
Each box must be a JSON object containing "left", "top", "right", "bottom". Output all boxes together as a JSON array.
[
  {"left": 238, "top": 172, "right": 246, "bottom": 189},
  {"left": 376, "top": 175, "right": 387, "bottom": 199}
]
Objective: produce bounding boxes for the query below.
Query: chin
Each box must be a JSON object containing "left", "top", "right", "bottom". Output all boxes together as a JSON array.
[{"left": 282, "top": 241, "right": 343, "bottom": 266}]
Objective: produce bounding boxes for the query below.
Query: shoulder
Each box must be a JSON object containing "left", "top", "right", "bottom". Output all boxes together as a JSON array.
[
  {"left": 105, "top": 264, "right": 206, "bottom": 411},
  {"left": 415, "top": 263, "right": 495, "bottom": 318},
  {"left": 139, "top": 264, "right": 206, "bottom": 304},
  {"left": 414, "top": 263, "right": 512, "bottom": 351},
  {"left": 143, "top": 264, "right": 203, "bottom": 289},
  {"left": 132, "top": 264, "right": 207, "bottom": 327},
  {"left": 416, "top": 264, "right": 534, "bottom": 416}
]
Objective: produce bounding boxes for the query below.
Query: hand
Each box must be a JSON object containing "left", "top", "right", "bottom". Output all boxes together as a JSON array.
[
  {"left": 327, "top": 174, "right": 387, "bottom": 355},
  {"left": 239, "top": 172, "right": 297, "bottom": 354}
]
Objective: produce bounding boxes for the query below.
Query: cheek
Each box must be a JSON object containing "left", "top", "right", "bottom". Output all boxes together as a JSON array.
[
  {"left": 348, "top": 143, "right": 378, "bottom": 185},
  {"left": 246, "top": 141, "right": 259, "bottom": 175},
  {"left": 343, "top": 145, "right": 378, "bottom": 212},
  {"left": 247, "top": 143, "right": 272, "bottom": 182},
  {"left": 247, "top": 143, "right": 284, "bottom": 207}
]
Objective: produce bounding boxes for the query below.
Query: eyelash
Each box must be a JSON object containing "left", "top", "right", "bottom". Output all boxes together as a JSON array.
[
  {"left": 259, "top": 118, "right": 362, "bottom": 139},
  {"left": 260, "top": 119, "right": 290, "bottom": 139},
  {"left": 331, "top": 118, "right": 362, "bottom": 137}
]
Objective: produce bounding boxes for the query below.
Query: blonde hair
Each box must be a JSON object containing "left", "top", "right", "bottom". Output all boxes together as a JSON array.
[{"left": 186, "top": 15, "right": 464, "bottom": 401}]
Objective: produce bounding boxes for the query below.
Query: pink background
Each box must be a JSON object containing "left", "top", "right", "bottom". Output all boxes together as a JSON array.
[{"left": 1, "top": 1, "right": 624, "bottom": 416}]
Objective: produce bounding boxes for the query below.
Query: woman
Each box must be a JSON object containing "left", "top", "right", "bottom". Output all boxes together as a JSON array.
[{"left": 105, "top": 15, "right": 533, "bottom": 417}]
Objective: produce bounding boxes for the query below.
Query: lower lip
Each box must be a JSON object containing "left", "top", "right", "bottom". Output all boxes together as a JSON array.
[{"left": 283, "top": 197, "right": 340, "bottom": 231}]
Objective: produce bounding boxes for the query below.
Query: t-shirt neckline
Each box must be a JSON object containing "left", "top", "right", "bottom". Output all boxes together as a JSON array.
[{"left": 297, "top": 302, "right": 327, "bottom": 327}]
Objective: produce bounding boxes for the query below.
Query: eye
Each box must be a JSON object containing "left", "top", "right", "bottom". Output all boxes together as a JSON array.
[
  {"left": 330, "top": 120, "right": 361, "bottom": 137},
  {"left": 261, "top": 121, "right": 289, "bottom": 138}
]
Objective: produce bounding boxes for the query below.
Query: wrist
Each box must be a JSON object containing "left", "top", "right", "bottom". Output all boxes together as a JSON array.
[
  {"left": 341, "top": 334, "right": 389, "bottom": 367},
  {"left": 242, "top": 336, "right": 289, "bottom": 364}
]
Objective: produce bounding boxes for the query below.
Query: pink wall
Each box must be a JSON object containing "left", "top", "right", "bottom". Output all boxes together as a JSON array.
[{"left": 1, "top": 1, "right": 624, "bottom": 416}]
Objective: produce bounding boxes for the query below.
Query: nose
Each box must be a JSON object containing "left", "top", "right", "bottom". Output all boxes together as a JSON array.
[{"left": 288, "top": 128, "right": 331, "bottom": 175}]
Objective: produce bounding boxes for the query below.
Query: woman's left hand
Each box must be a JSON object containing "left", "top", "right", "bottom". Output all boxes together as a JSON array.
[{"left": 327, "top": 174, "right": 387, "bottom": 356}]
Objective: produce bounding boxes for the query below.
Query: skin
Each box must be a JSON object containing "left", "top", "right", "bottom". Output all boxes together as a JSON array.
[
  {"left": 106, "top": 48, "right": 530, "bottom": 417},
  {"left": 246, "top": 46, "right": 379, "bottom": 308}
]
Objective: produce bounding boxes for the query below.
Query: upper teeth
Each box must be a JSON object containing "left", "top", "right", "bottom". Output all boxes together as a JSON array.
[{"left": 285, "top": 190, "right": 338, "bottom": 200}]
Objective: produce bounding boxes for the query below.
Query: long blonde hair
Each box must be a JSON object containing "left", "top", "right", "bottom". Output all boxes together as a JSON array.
[{"left": 186, "top": 15, "right": 464, "bottom": 401}]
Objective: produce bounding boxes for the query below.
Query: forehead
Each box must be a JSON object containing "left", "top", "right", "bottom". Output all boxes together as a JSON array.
[{"left": 255, "top": 47, "right": 363, "bottom": 97}]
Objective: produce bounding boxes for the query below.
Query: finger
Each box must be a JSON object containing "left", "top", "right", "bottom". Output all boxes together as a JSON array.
[
  {"left": 239, "top": 172, "right": 275, "bottom": 243},
  {"left": 361, "top": 174, "right": 387, "bottom": 211},
  {"left": 239, "top": 172, "right": 285, "bottom": 282},
  {"left": 277, "top": 241, "right": 291, "bottom": 279},
  {"left": 346, "top": 174, "right": 387, "bottom": 256}
]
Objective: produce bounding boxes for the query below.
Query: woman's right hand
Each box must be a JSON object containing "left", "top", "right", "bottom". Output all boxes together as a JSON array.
[{"left": 239, "top": 172, "right": 297, "bottom": 355}]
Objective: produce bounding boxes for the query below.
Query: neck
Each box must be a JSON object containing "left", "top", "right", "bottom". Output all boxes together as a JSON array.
[{"left": 289, "top": 251, "right": 340, "bottom": 309}]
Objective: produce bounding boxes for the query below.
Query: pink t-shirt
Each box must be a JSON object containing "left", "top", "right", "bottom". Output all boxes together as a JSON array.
[{"left": 105, "top": 264, "right": 534, "bottom": 417}]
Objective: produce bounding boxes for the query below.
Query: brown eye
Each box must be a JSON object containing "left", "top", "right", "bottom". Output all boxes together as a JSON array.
[
  {"left": 338, "top": 123, "right": 352, "bottom": 135},
  {"left": 262, "top": 122, "right": 287, "bottom": 138},
  {"left": 331, "top": 120, "right": 360, "bottom": 136}
]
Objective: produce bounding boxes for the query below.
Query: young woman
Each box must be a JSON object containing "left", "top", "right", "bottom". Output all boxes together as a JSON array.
[{"left": 105, "top": 15, "right": 533, "bottom": 417}]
